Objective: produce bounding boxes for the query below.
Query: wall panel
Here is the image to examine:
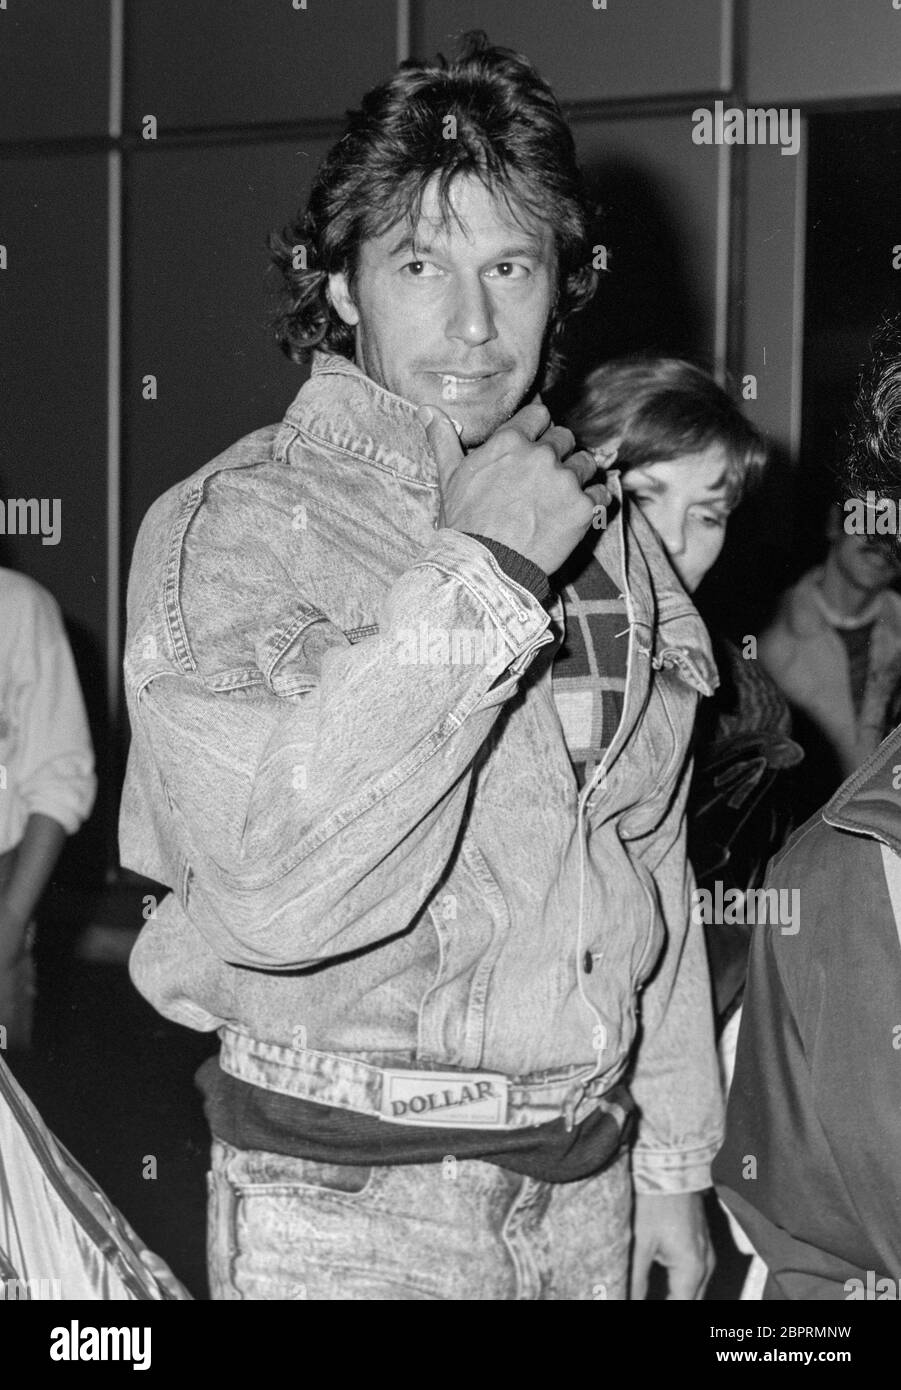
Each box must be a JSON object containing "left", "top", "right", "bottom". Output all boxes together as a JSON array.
[
  {"left": 738, "top": 136, "right": 807, "bottom": 460},
  {"left": 747, "top": 0, "right": 901, "bottom": 104},
  {"left": 125, "top": 0, "right": 396, "bottom": 132},
  {"left": 0, "top": 152, "right": 111, "bottom": 878},
  {"left": 415, "top": 0, "right": 727, "bottom": 103},
  {"left": 560, "top": 114, "right": 723, "bottom": 382},
  {"left": 0, "top": 1, "right": 110, "bottom": 143},
  {"left": 0, "top": 154, "right": 108, "bottom": 651},
  {"left": 123, "top": 139, "right": 329, "bottom": 556}
]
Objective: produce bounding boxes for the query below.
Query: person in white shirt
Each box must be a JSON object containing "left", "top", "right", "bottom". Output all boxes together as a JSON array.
[
  {"left": 0, "top": 567, "right": 96, "bottom": 1053},
  {"left": 758, "top": 516, "right": 901, "bottom": 821}
]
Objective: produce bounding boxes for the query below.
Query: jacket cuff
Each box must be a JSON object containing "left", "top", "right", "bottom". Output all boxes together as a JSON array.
[
  {"left": 417, "top": 530, "right": 554, "bottom": 682},
  {"left": 463, "top": 534, "right": 551, "bottom": 605},
  {"left": 631, "top": 1144, "right": 719, "bottom": 1195}
]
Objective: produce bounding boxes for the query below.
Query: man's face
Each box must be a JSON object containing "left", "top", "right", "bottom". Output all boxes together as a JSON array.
[{"left": 328, "top": 175, "right": 557, "bottom": 447}]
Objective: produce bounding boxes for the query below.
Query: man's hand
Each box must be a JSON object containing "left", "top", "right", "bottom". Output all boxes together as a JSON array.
[
  {"left": 630, "top": 1191, "right": 714, "bottom": 1300},
  {"left": 419, "top": 400, "right": 604, "bottom": 577}
]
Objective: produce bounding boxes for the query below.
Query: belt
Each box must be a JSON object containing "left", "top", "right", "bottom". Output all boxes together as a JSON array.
[{"left": 219, "top": 1025, "right": 628, "bottom": 1133}]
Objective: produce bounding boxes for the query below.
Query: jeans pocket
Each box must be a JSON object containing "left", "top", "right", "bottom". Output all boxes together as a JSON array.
[
  {"left": 208, "top": 1158, "right": 388, "bottom": 1300},
  {"left": 231, "top": 1151, "right": 380, "bottom": 1200},
  {"left": 276, "top": 1158, "right": 376, "bottom": 1196},
  {"left": 211, "top": 1138, "right": 381, "bottom": 1194}
]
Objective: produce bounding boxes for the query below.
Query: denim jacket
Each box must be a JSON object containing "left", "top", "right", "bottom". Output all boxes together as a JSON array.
[{"left": 120, "top": 352, "right": 723, "bottom": 1193}]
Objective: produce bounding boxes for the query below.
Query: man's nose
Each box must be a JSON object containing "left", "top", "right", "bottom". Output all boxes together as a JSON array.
[{"left": 446, "top": 277, "right": 497, "bottom": 346}]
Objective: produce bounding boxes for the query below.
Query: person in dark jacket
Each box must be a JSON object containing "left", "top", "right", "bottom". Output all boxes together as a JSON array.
[{"left": 714, "top": 314, "right": 901, "bottom": 1300}]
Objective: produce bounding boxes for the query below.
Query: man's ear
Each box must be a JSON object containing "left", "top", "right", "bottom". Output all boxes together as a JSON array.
[{"left": 328, "top": 271, "right": 359, "bottom": 327}]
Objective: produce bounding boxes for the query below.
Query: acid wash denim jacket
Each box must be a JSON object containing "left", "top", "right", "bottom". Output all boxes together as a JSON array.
[{"left": 120, "top": 352, "right": 724, "bottom": 1194}]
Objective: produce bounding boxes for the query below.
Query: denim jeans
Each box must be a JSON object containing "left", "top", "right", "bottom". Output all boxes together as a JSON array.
[{"left": 207, "top": 1139, "right": 632, "bottom": 1301}]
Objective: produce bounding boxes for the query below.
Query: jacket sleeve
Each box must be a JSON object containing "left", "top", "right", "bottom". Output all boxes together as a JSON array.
[
  {"left": 121, "top": 525, "right": 553, "bottom": 970},
  {"left": 625, "top": 755, "right": 724, "bottom": 1195},
  {"left": 712, "top": 899, "right": 867, "bottom": 1299}
]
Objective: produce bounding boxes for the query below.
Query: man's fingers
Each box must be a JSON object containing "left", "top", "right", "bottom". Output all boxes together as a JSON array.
[
  {"left": 561, "top": 448, "right": 599, "bottom": 489},
  {"left": 538, "top": 425, "right": 576, "bottom": 462},
  {"left": 662, "top": 1232, "right": 715, "bottom": 1300},
  {"left": 665, "top": 1257, "right": 708, "bottom": 1301},
  {"left": 585, "top": 480, "right": 612, "bottom": 511},
  {"left": 504, "top": 399, "right": 552, "bottom": 442},
  {"left": 419, "top": 404, "right": 464, "bottom": 485},
  {"left": 629, "top": 1242, "right": 652, "bottom": 1301}
]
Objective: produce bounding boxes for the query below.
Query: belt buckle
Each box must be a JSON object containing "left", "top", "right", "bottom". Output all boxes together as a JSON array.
[{"left": 380, "top": 1068, "right": 510, "bottom": 1128}]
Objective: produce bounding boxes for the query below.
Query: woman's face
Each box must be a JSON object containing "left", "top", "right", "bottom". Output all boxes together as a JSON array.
[{"left": 620, "top": 444, "right": 732, "bottom": 593}]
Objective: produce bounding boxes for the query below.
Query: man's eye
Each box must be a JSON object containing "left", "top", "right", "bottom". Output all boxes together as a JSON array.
[
  {"left": 485, "top": 262, "right": 528, "bottom": 279},
  {"left": 692, "top": 511, "right": 726, "bottom": 529},
  {"left": 402, "top": 260, "right": 441, "bottom": 277}
]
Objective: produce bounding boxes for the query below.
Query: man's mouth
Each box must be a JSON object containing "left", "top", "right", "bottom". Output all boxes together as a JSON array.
[
  {"left": 432, "top": 371, "right": 499, "bottom": 381},
  {"left": 426, "top": 369, "right": 505, "bottom": 399}
]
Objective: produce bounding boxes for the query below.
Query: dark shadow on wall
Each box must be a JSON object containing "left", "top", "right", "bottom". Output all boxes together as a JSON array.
[
  {"left": 798, "top": 109, "right": 901, "bottom": 584},
  {"left": 547, "top": 155, "right": 789, "bottom": 637},
  {"left": 720, "top": 108, "right": 901, "bottom": 638},
  {"left": 550, "top": 156, "right": 709, "bottom": 421},
  {"left": 694, "top": 445, "right": 800, "bottom": 646}
]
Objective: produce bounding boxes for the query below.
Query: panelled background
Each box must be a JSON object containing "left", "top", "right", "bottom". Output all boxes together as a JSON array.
[{"left": 2, "top": 0, "right": 900, "bottom": 892}]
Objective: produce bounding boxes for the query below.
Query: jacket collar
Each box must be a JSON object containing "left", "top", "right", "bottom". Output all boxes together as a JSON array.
[
  {"left": 285, "top": 352, "right": 440, "bottom": 488},
  {"left": 823, "top": 721, "right": 901, "bottom": 854},
  {"left": 284, "top": 352, "right": 717, "bottom": 694},
  {"left": 619, "top": 496, "right": 718, "bottom": 697}
]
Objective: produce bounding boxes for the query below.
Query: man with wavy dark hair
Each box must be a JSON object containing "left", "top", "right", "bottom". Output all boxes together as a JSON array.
[
  {"left": 121, "top": 31, "right": 722, "bottom": 1300},
  {"left": 268, "top": 38, "right": 596, "bottom": 408},
  {"left": 714, "top": 315, "right": 901, "bottom": 1300}
]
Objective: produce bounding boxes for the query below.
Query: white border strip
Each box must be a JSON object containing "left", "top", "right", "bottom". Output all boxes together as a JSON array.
[
  {"left": 789, "top": 116, "right": 808, "bottom": 461},
  {"left": 108, "top": 0, "right": 124, "bottom": 139},
  {"left": 713, "top": 0, "right": 734, "bottom": 384},
  {"left": 396, "top": 0, "right": 412, "bottom": 64},
  {"left": 713, "top": 139, "right": 731, "bottom": 384},
  {"left": 719, "top": 0, "right": 734, "bottom": 93}
]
